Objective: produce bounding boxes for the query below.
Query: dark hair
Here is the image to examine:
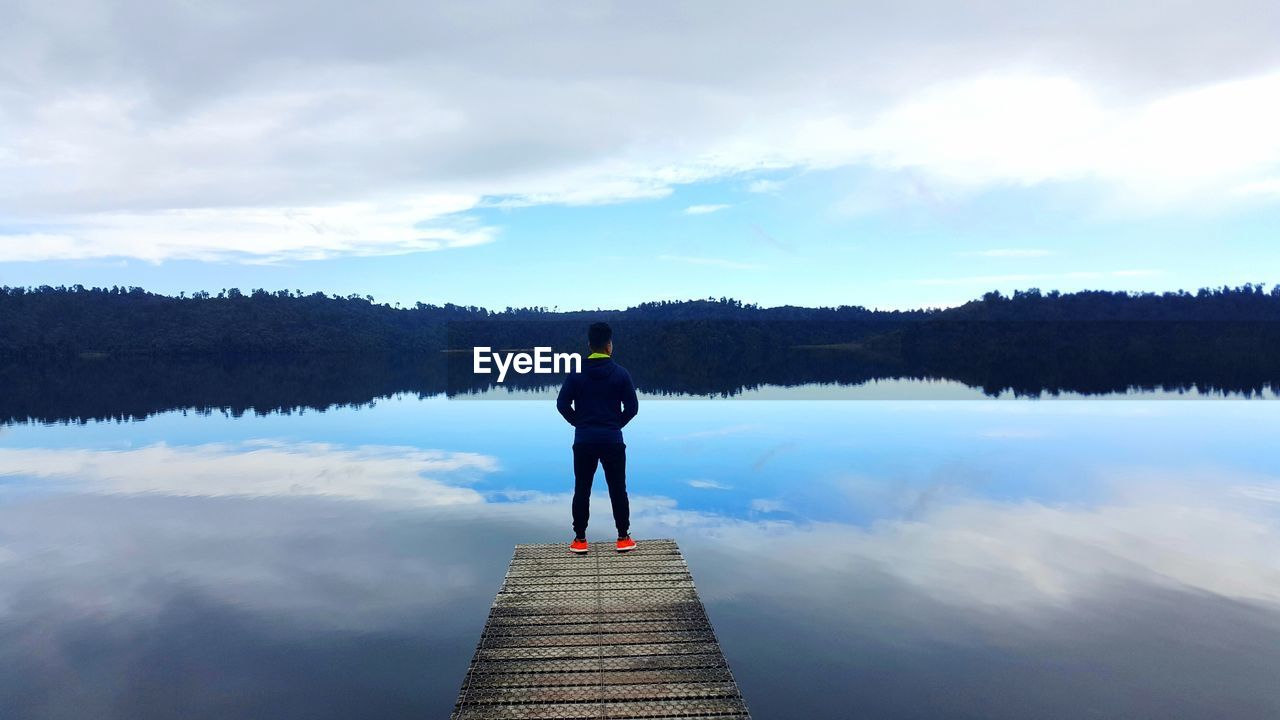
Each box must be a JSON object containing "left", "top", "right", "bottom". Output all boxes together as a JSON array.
[{"left": 588, "top": 322, "right": 612, "bottom": 351}]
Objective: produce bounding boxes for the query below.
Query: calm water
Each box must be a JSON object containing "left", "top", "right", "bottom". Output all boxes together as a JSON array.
[{"left": 3, "top": 381, "right": 1280, "bottom": 718}]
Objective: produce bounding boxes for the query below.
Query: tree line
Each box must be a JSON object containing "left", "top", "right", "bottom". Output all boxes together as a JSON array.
[{"left": 2, "top": 283, "right": 1279, "bottom": 358}]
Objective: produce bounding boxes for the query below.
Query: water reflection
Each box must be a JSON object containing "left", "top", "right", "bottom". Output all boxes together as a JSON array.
[
  {"left": 0, "top": 441, "right": 495, "bottom": 504},
  {"left": 3, "top": 352, "right": 1276, "bottom": 428},
  {"left": 0, "top": 495, "right": 531, "bottom": 719},
  {"left": 2, "top": 396, "right": 1280, "bottom": 718}
]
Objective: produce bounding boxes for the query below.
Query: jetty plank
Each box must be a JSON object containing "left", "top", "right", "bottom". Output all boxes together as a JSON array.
[{"left": 451, "top": 539, "right": 751, "bottom": 719}]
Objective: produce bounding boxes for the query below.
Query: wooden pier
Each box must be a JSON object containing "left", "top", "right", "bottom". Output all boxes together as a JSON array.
[{"left": 450, "top": 539, "right": 752, "bottom": 719}]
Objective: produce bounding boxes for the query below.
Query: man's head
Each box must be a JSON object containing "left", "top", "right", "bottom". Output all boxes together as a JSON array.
[{"left": 588, "top": 322, "right": 613, "bottom": 355}]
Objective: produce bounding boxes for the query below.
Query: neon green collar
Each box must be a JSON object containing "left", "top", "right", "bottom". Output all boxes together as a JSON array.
[{"left": 587, "top": 352, "right": 610, "bottom": 359}]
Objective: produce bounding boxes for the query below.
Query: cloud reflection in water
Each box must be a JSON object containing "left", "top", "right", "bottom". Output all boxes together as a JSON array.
[{"left": 0, "top": 439, "right": 1278, "bottom": 718}]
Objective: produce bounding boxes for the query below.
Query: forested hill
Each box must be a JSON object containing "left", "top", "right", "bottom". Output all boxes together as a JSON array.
[
  {"left": 0, "top": 286, "right": 918, "bottom": 356},
  {"left": 1, "top": 284, "right": 1278, "bottom": 357},
  {"left": 945, "top": 285, "right": 1280, "bottom": 321}
]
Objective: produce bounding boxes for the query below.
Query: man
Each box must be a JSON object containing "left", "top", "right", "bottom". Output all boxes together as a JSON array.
[{"left": 556, "top": 322, "right": 639, "bottom": 554}]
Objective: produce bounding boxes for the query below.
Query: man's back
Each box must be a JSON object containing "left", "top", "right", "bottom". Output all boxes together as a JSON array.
[
  {"left": 559, "top": 322, "right": 637, "bottom": 550},
  {"left": 557, "top": 356, "right": 638, "bottom": 444}
]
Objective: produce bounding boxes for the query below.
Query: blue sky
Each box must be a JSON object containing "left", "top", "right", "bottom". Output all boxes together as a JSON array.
[
  {"left": 5, "top": 165, "right": 1279, "bottom": 310},
  {"left": 2, "top": 2, "right": 1279, "bottom": 310}
]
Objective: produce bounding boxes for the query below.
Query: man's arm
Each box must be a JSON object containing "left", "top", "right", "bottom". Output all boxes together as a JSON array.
[
  {"left": 619, "top": 370, "right": 638, "bottom": 427},
  {"left": 556, "top": 375, "right": 578, "bottom": 426}
]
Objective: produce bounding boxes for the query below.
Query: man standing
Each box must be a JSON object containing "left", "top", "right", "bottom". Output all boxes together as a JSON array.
[{"left": 556, "top": 322, "right": 638, "bottom": 554}]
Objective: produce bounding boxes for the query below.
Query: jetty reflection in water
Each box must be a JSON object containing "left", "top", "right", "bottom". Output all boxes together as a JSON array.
[{"left": 1, "top": 388, "right": 1279, "bottom": 718}]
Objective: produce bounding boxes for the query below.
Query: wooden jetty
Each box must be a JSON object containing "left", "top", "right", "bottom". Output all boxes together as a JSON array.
[{"left": 450, "top": 538, "right": 752, "bottom": 719}]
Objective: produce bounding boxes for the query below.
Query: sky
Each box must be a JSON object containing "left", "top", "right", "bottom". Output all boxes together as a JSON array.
[{"left": 2, "top": 1, "right": 1279, "bottom": 311}]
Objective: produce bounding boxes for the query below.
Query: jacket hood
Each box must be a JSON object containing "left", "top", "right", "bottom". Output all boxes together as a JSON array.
[{"left": 584, "top": 356, "right": 618, "bottom": 380}]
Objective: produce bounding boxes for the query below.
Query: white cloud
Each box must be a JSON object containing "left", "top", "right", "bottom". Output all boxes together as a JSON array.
[
  {"left": 0, "top": 441, "right": 497, "bottom": 505},
  {"left": 4, "top": 442, "right": 1280, "bottom": 628},
  {"left": 2, "top": 1, "right": 1280, "bottom": 262},
  {"left": 746, "top": 179, "right": 783, "bottom": 194},
  {"left": 0, "top": 196, "right": 494, "bottom": 263},
  {"left": 701, "top": 478, "right": 1280, "bottom": 613},
  {"left": 687, "top": 479, "right": 732, "bottom": 490},
  {"left": 786, "top": 73, "right": 1280, "bottom": 210},
  {"left": 657, "top": 254, "right": 763, "bottom": 270},
  {"left": 1235, "top": 178, "right": 1280, "bottom": 197},
  {"left": 750, "top": 498, "right": 787, "bottom": 513},
  {"left": 683, "top": 203, "right": 730, "bottom": 215},
  {"left": 917, "top": 269, "right": 1162, "bottom": 286}
]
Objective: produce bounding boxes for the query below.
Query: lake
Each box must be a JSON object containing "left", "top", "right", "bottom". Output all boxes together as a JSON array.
[{"left": 2, "top": 378, "right": 1279, "bottom": 719}]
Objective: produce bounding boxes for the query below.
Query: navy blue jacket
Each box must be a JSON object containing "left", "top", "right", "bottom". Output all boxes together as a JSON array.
[{"left": 556, "top": 356, "right": 638, "bottom": 444}]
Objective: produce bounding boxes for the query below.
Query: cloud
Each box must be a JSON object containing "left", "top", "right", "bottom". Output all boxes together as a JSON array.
[
  {"left": 0, "top": 441, "right": 497, "bottom": 505},
  {"left": 958, "top": 248, "right": 1055, "bottom": 258},
  {"left": 0, "top": 196, "right": 494, "bottom": 263},
  {"left": 2, "top": 2, "right": 1280, "bottom": 262},
  {"left": 7, "top": 450, "right": 1280, "bottom": 620},
  {"left": 833, "top": 170, "right": 960, "bottom": 217},
  {"left": 683, "top": 203, "right": 730, "bottom": 215},
  {"left": 799, "top": 73, "right": 1280, "bottom": 210},
  {"left": 687, "top": 479, "right": 732, "bottom": 490},
  {"left": 703, "top": 477, "right": 1280, "bottom": 613},
  {"left": 1235, "top": 178, "right": 1280, "bottom": 197},
  {"left": 657, "top": 254, "right": 763, "bottom": 270},
  {"left": 5, "top": 458, "right": 1280, "bottom": 718},
  {"left": 917, "top": 269, "right": 1162, "bottom": 286},
  {"left": 746, "top": 179, "right": 783, "bottom": 194}
]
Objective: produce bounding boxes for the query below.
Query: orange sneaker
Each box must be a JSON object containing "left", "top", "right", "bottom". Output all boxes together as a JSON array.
[
  {"left": 569, "top": 537, "right": 589, "bottom": 554},
  {"left": 616, "top": 535, "right": 637, "bottom": 552}
]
